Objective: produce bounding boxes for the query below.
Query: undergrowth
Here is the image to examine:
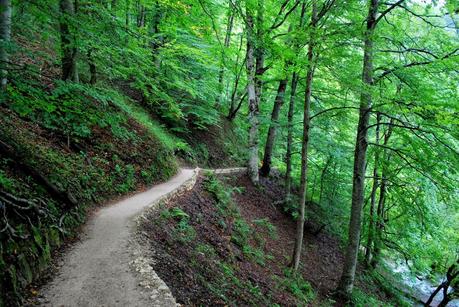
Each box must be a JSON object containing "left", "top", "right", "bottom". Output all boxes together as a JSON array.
[{"left": 0, "top": 79, "right": 178, "bottom": 305}]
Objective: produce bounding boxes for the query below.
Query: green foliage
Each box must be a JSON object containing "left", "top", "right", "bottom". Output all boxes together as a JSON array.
[
  {"left": 162, "top": 207, "right": 196, "bottom": 243},
  {"left": 253, "top": 218, "right": 278, "bottom": 240},
  {"left": 350, "top": 288, "right": 392, "bottom": 307},
  {"left": 276, "top": 269, "right": 316, "bottom": 305},
  {"left": 0, "top": 170, "right": 14, "bottom": 191},
  {"left": 2, "top": 0, "right": 458, "bottom": 304}
]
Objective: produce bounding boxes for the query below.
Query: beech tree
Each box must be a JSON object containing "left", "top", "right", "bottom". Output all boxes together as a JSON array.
[
  {"left": 59, "top": 0, "right": 79, "bottom": 82},
  {"left": 337, "top": 0, "right": 383, "bottom": 298}
]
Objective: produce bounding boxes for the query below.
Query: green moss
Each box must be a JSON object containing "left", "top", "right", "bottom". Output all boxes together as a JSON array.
[
  {"left": 48, "top": 228, "right": 61, "bottom": 248},
  {"left": 17, "top": 254, "right": 33, "bottom": 286}
]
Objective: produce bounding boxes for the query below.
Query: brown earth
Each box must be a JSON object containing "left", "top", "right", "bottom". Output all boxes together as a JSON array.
[{"left": 140, "top": 172, "right": 358, "bottom": 306}]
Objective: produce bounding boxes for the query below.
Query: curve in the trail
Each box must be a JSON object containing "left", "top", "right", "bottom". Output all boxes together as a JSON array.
[
  {"left": 39, "top": 167, "right": 246, "bottom": 307},
  {"left": 39, "top": 168, "right": 197, "bottom": 307}
]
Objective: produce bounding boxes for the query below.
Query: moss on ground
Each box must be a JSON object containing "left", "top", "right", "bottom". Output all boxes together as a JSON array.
[{"left": 0, "top": 83, "right": 178, "bottom": 305}]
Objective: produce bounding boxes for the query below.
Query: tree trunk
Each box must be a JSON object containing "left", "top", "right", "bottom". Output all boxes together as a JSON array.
[
  {"left": 284, "top": 1, "right": 306, "bottom": 200},
  {"left": 336, "top": 0, "right": 378, "bottom": 299},
  {"left": 125, "top": 0, "right": 130, "bottom": 26},
  {"left": 425, "top": 259, "right": 458, "bottom": 307},
  {"left": 371, "top": 120, "right": 393, "bottom": 268},
  {"left": 319, "top": 155, "right": 332, "bottom": 205},
  {"left": 246, "top": 12, "right": 259, "bottom": 184},
  {"left": 285, "top": 71, "right": 299, "bottom": 199},
  {"left": 254, "top": 0, "right": 264, "bottom": 109},
  {"left": 365, "top": 112, "right": 381, "bottom": 267},
  {"left": 217, "top": 1, "right": 235, "bottom": 104},
  {"left": 150, "top": 1, "right": 163, "bottom": 68},
  {"left": 59, "top": 0, "right": 79, "bottom": 82},
  {"left": 228, "top": 35, "right": 245, "bottom": 120},
  {"left": 137, "top": 3, "right": 145, "bottom": 27},
  {"left": 291, "top": 0, "right": 317, "bottom": 272},
  {"left": 88, "top": 49, "right": 97, "bottom": 84},
  {"left": 260, "top": 78, "right": 288, "bottom": 177},
  {"left": 0, "top": 0, "right": 11, "bottom": 90}
]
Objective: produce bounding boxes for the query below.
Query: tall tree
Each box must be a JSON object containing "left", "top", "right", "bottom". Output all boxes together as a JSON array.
[
  {"left": 336, "top": 0, "right": 405, "bottom": 298},
  {"left": 371, "top": 118, "right": 393, "bottom": 268},
  {"left": 285, "top": 1, "right": 307, "bottom": 199},
  {"left": 217, "top": 0, "right": 235, "bottom": 103},
  {"left": 364, "top": 112, "right": 381, "bottom": 267},
  {"left": 260, "top": 77, "right": 288, "bottom": 177},
  {"left": 290, "top": 0, "right": 318, "bottom": 271},
  {"left": 59, "top": 0, "right": 79, "bottom": 82},
  {"left": 425, "top": 258, "right": 459, "bottom": 307},
  {"left": 246, "top": 4, "right": 260, "bottom": 183},
  {"left": 0, "top": 0, "right": 11, "bottom": 90}
]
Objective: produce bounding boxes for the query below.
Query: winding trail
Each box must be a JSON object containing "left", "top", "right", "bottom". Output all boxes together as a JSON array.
[
  {"left": 39, "top": 167, "right": 246, "bottom": 307},
  {"left": 39, "top": 168, "right": 198, "bottom": 307}
]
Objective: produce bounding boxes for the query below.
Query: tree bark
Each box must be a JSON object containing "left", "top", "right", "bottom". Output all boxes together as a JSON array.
[
  {"left": 336, "top": 0, "right": 378, "bottom": 299},
  {"left": 217, "top": 1, "right": 235, "bottom": 104},
  {"left": 319, "top": 155, "right": 332, "bottom": 205},
  {"left": 125, "top": 0, "right": 130, "bottom": 26},
  {"left": 246, "top": 12, "right": 259, "bottom": 184},
  {"left": 285, "top": 1, "right": 306, "bottom": 200},
  {"left": 260, "top": 78, "right": 288, "bottom": 177},
  {"left": 88, "top": 49, "right": 97, "bottom": 84},
  {"left": 291, "top": 0, "right": 317, "bottom": 272},
  {"left": 254, "top": 0, "right": 264, "bottom": 105},
  {"left": 137, "top": 3, "right": 145, "bottom": 27},
  {"left": 0, "top": 0, "right": 11, "bottom": 90},
  {"left": 425, "top": 259, "right": 458, "bottom": 307},
  {"left": 371, "top": 119, "right": 393, "bottom": 268},
  {"left": 365, "top": 112, "right": 381, "bottom": 267},
  {"left": 150, "top": 1, "right": 163, "bottom": 68},
  {"left": 228, "top": 35, "right": 245, "bottom": 120},
  {"left": 285, "top": 71, "right": 299, "bottom": 199},
  {"left": 59, "top": 0, "right": 79, "bottom": 82}
]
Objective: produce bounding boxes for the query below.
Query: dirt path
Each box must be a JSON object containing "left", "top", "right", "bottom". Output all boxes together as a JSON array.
[
  {"left": 38, "top": 167, "right": 246, "bottom": 307},
  {"left": 39, "top": 168, "right": 198, "bottom": 307}
]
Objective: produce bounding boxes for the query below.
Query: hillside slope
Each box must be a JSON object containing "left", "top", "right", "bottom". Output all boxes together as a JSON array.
[
  {"left": 139, "top": 172, "right": 408, "bottom": 306},
  {"left": 0, "top": 85, "right": 180, "bottom": 305}
]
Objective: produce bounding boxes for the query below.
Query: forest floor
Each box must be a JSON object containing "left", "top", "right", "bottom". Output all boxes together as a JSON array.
[
  {"left": 139, "top": 172, "right": 401, "bottom": 306},
  {"left": 28, "top": 169, "right": 198, "bottom": 307},
  {"left": 22, "top": 168, "right": 402, "bottom": 307}
]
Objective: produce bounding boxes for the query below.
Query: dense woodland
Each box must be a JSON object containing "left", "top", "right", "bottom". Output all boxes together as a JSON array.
[{"left": 0, "top": 0, "right": 458, "bottom": 306}]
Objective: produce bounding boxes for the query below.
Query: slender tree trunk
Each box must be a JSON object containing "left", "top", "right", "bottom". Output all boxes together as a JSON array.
[
  {"left": 365, "top": 112, "right": 381, "bottom": 267},
  {"left": 0, "top": 0, "right": 11, "bottom": 90},
  {"left": 260, "top": 78, "right": 288, "bottom": 177},
  {"left": 137, "top": 4, "right": 145, "bottom": 27},
  {"left": 336, "top": 0, "right": 378, "bottom": 299},
  {"left": 59, "top": 0, "right": 79, "bottom": 82},
  {"left": 284, "top": 1, "right": 306, "bottom": 200},
  {"left": 425, "top": 259, "right": 458, "bottom": 307},
  {"left": 246, "top": 12, "right": 259, "bottom": 184},
  {"left": 150, "top": 1, "right": 163, "bottom": 68},
  {"left": 88, "top": 49, "right": 97, "bottom": 84},
  {"left": 217, "top": 1, "right": 235, "bottom": 104},
  {"left": 371, "top": 120, "right": 393, "bottom": 268},
  {"left": 319, "top": 156, "right": 332, "bottom": 205},
  {"left": 285, "top": 71, "right": 299, "bottom": 199},
  {"left": 125, "top": 0, "right": 130, "bottom": 26},
  {"left": 228, "top": 35, "right": 245, "bottom": 120},
  {"left": 291, "top": 1, "right": 317, "bottom": 272},
  {"left": 254, "top": 0, "right": 264, "bottom": 108}
]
